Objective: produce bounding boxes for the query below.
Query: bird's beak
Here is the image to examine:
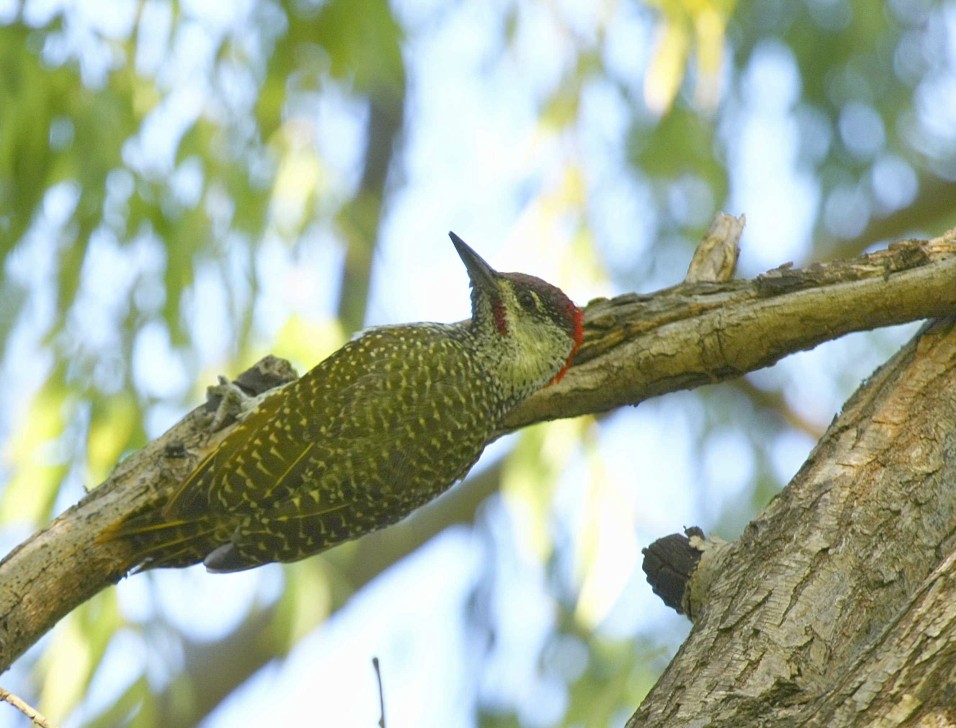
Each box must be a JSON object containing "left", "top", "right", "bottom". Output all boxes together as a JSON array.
[{"left": 449, "top": 232, "right": 498, "bottom": 292}]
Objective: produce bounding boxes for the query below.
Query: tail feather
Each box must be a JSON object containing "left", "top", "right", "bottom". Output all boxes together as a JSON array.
[{"left": 98, "top": 513, "right": 222, "bottom": 571}]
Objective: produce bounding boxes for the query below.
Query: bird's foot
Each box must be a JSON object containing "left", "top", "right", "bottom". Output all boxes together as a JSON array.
[
  {"left": 207, "top": 376, "right": 256, "bottom": 430},
  {"left": 206, "top": 375, "right": 290, "bottom": 430}
]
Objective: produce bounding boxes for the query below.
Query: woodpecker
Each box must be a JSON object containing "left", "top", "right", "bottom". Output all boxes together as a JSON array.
[{"left": 102, "top": 233, "right": 584, "bottom": 572}]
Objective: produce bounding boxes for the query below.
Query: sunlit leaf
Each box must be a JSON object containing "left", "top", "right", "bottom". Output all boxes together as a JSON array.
[
  {"left": 0, "top": 379, "right": 70, "bottom": 526},
  {"left": 87, "top": 393, "right": 141, "bottom": 484}
]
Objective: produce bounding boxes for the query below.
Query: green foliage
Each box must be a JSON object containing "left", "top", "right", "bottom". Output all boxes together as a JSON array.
[{"left": 313, "top": 0, "right": 404, "bottom": 95}]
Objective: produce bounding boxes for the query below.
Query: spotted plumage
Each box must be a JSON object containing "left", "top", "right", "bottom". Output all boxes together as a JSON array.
[{"left": 102, "top": 233, "right": 584, "bottom": 572}]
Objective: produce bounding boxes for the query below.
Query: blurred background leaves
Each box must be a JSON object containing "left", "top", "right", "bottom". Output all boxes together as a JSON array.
[{"left": 0, "top": 0, "right": 953, "bottom": 725}]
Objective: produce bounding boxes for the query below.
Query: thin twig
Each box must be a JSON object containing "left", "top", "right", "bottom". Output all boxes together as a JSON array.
[
  {"left": 372, "top": 657, "right": 386, "bottom": 728},
  {"left": 0, "top": 687, "right": 58, "bottom": 728}
]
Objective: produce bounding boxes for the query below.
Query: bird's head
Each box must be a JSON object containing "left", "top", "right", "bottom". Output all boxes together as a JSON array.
[{"left": 450, "top": 232, "right": 584, "bottom": 398}]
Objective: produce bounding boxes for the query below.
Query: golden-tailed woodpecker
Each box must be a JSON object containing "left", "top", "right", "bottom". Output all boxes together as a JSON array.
[{"left": 102, "top": 233, "right": 584, "bottom": 572}]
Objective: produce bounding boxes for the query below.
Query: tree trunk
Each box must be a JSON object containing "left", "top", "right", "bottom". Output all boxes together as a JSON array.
[{"left": 632, "top": 316, "right": 956, "bottom": 726}]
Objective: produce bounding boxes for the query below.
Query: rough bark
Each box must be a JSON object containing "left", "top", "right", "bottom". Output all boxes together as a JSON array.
[
  {"left": 1, "top": 227, "right": 956, "bottom": 690},
  {"left": 630, "top": 316, "right": 956, "bottom": 727}
]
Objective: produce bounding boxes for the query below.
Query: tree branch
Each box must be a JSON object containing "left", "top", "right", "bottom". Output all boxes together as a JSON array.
[{"left": 2, "top": 227, "right": 955, "bottom": 676}]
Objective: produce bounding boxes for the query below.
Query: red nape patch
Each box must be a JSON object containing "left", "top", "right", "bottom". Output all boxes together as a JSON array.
[
  {"left": 547, "top": 302, "right": 585, "bottom": 386},
  {"left": 569, "top": 303, "right": 585, "bottom": 351},
  {"left": 492, "top": 298, "right": 509, "bottom": 336}
]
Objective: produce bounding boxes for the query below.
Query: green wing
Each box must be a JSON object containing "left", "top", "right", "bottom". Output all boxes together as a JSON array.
[
  {"left": 166, "top": 384, "right": 323, "bottom": 518},
  {"left": 167, "top": 325, "right": 486, "bottom": 524}
]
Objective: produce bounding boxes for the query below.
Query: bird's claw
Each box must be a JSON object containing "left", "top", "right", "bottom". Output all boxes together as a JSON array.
[{"left": 207, "top": 376, "right": 255, "bottom": 431}]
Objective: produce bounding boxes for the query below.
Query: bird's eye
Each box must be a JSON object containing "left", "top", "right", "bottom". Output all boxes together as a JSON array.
[{"left": 518, "top": 290, "right": 538, "bottom": 311}]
